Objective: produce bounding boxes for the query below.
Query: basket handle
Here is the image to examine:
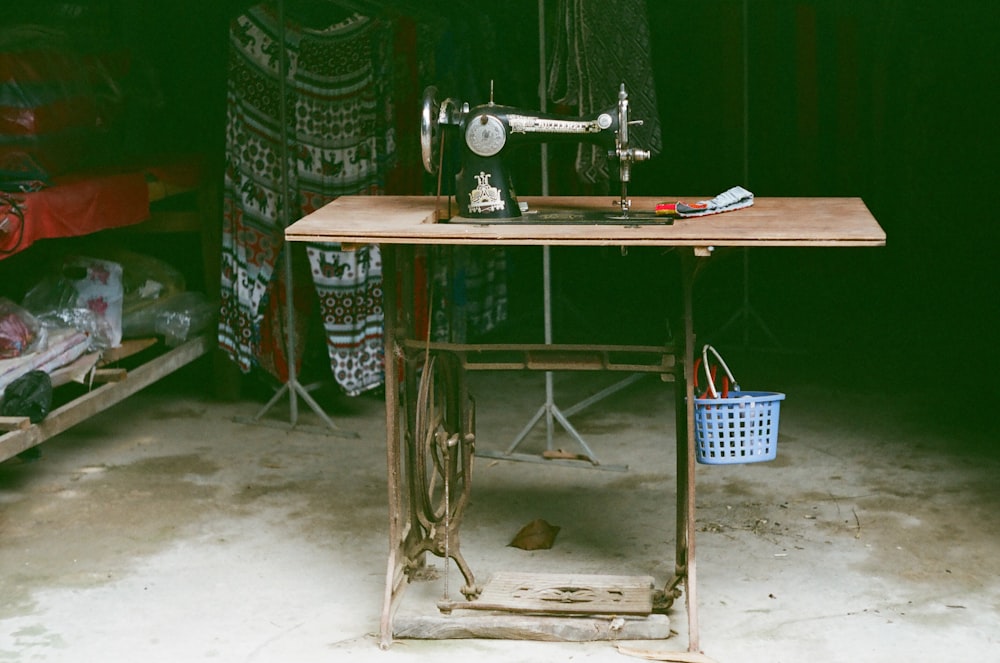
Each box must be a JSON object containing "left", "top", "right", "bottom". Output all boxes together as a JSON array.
[
  {"left": 693, "top": 357, "right": 727, "bottom": 398},
  {"left": 699, "top": 344, "right": 739, "bottom": 398}
]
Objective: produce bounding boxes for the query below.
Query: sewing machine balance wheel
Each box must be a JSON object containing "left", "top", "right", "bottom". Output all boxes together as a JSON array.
[{"left": 420, "top": 86, "right": 441, "bottom": 174}]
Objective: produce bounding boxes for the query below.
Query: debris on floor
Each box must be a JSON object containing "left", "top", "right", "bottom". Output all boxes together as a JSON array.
[{"left": 509, "top": 518, "right": 560, "bottom": 550}]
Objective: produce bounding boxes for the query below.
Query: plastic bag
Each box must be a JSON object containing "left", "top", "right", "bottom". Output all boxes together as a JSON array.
[
  {"left": 123, "top": 291, "right": 215, "bottom": 345},
  {"left": 33, "top": 307, "right": 110, "bottom": 348},
  {"left": 0, "top": 24, "right": 125, "bottom": 190},
  {"left": 0, "top": 26, "right": 101, "bottom": 187},
  {"left": 156, "top": 292, "right": 214, "bottom": 346},
  {"left": 1, "top": 369, "right": 53, "bottom": 423},
  {"left": 21, "top": 255, "right": 124, "bottom": 349},
  {"left": 109, "top": 248, "right": 186, "bottom": 318},
  {"left": 64, "top": 256, "right": 124, "bottom": 348},
  {"left": 0, "top": 297, "right": 41, "bottom": 359}
]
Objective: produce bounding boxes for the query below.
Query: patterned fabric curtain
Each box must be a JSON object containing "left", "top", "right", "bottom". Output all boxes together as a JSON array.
[
  {"left": 218, "top": 3, "right": 395, "bottom": 395},
  {"left": 306, "top": 243, "right": 383, "bottom": 396}
]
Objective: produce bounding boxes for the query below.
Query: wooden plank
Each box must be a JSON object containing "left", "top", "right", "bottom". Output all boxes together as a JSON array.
[
  {"left": 49, "top": 353, "right": 101, "bottom": 388},
  {"left": 0, "top": 416, "right": 31, "bottom": 431},
  {"left": 286, "top": 195, "right": 886, "bottom": 247},
  {"left": 525, "top": 349, "right": 604, "bottom": 370},
  {"left": 393, "top": 613, "right": 670, "bottom": 642},
  {"left": 147, "top": 177, "right": 197, "bottom": 203},
  {"left": 400, "top": 341, "right": 677, "bottom": 374},
  {"left": 401, "top": 340, "right": 676, "bottom": 354},
  {"left": 129, "top": 210, "right": 201, "bottom": 234},
  {"left": 0, "top": 334, "right": 211, "bottom": 463},
  {"left": 92, "top": 368, "right": 128, "bottom": 383},
  {"left": 451, "top": 572, "right": 655, "bottom": 616},
  {"left": 99, "top": 338, "right": 159, "bottom": 365}
]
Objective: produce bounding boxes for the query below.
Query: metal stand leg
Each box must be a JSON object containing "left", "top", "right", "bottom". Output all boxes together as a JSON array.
[
  {"left": 709, "top": 248, "right": 781, "bottom": 350},
  {"left": 656, "top": 250, "right": 701, "bottom": 652},
  {"left": 234, "top": 242, "right": 358, "bottom": 439},
  {"left": 380, "top": 244, "right": 404, "bottom": 649},
  {"left": 475, "top": 11, "right": 635, "bottom": 471},
  {"left": 710, "top": 2, "right": 782, "bottom": 353}
]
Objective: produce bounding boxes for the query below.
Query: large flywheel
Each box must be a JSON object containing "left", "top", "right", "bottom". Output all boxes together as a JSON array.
[
  {"left": 410, "top": 351, "right": 478, "bottom": 599},
  {"left": 414, "top": 352, "right": 468, "bottom": 526}
]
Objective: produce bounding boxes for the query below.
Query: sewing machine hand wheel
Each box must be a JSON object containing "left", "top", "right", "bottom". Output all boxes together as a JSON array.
[{"left": 420, "top": 86, "right": 441, "bottom": 174}]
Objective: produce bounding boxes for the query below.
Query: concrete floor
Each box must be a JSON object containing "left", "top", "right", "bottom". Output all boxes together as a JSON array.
[{"left": 1, "top": 350, "right": 998, "bottom": 663}]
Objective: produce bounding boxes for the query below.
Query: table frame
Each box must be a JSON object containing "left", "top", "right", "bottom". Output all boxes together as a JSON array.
[{"left": 285, "top": 195, "right": 885, "bottom": 652}]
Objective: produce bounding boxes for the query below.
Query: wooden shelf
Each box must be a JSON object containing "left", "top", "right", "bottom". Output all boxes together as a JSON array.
[{"left": 0, "top": 334, "right": 211, "bottom": 463}]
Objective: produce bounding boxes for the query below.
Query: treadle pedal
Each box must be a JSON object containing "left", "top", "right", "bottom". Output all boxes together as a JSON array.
[{"left": 444, "top": 571, "right": 654, "bottom": 616}]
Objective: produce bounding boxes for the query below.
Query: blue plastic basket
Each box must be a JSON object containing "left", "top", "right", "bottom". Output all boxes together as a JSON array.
[
  {"left": 695, "top": 390, "right": 785, "bottom": 464},
  {"left": 693, "top": 345, "right": 785, "bottom": 465}
]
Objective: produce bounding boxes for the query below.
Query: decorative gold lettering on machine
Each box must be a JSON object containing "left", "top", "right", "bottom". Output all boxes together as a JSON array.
[{"left": 284, "top": 86, "right": 886, "bottom": 652}]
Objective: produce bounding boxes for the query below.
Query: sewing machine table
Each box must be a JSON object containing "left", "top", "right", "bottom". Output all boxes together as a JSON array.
[{"left": 285, "top": 195, "right": 885, "bottom": 652}]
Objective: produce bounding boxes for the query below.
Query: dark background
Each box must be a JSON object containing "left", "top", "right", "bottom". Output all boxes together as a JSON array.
[{"left": 4, "top": 0, "right": 997, "bottom": 407}]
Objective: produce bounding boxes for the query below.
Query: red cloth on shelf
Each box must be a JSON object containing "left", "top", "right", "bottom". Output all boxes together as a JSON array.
[{"left": 1, "top": 170, "right": 149, "bottom": 258}]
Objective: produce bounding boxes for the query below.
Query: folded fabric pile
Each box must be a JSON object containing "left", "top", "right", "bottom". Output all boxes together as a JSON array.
[
  {"left": 0, "top": 328, "right": 89, "bottom": 393},
  {"left": 675, "top": 186, "right": 754, "bottom": 218}
]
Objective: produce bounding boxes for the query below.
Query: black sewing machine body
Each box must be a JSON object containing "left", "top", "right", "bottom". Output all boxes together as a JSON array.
[{"left": 422, "top": 84, "right": 650, "bottom": 221}]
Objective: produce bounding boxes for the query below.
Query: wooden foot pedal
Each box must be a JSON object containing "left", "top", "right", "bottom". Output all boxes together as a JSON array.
[{"left": 444, "top": 571, "right": 655, "bottom": 616}]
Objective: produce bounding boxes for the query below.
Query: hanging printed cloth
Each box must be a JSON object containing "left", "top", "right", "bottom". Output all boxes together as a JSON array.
[
  {"left": 306, "top": 244, "right": 382, "bottom": 397},
  {"left": 218, "top": 3, "right": 395, "bottom": 393}
]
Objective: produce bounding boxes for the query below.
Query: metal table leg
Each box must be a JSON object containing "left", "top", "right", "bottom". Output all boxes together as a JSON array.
[
  {"left": 680, "top": 250, "right": 700, "bottom": 653},
  {"left": 379, "top": 243, "right": 404, "bottom": 649},
  {"left": 656, "top": 249, "right": 701, "bottom": 652}
]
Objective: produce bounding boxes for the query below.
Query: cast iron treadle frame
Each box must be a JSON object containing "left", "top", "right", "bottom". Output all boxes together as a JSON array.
[
  {"left": 402, "top": 351, "right": 479, "bottom": 600},
  {"left": 380, "top": 244, "right": 691, "bottom": 646}
]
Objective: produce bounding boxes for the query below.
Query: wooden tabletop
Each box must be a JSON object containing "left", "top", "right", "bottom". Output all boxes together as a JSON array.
[{"left": 285, "top": 195, "right": 885, "bottom": 248}]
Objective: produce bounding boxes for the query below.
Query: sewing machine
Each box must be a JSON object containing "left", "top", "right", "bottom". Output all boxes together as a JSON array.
[{"left": 420, "top": 82, "right": 652, "bottom": 221}]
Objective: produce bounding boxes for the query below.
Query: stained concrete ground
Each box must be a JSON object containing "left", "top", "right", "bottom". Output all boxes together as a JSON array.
[{"left": 1, "top": 348, "right": 998, "bottom": 663}]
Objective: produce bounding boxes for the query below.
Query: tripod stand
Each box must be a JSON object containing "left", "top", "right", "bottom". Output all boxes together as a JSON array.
[
  {"left": 476, "top": 245, "right": 635, "bottom": 472},
  {"left": 708, "top": 247, "right": 781, "bottom": 350},
  {"left": 474, "top": 0, "right": 634, "bottom": 471},
  {"left": 707, "top": 0, "right": 782, "bottom": 353}
]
